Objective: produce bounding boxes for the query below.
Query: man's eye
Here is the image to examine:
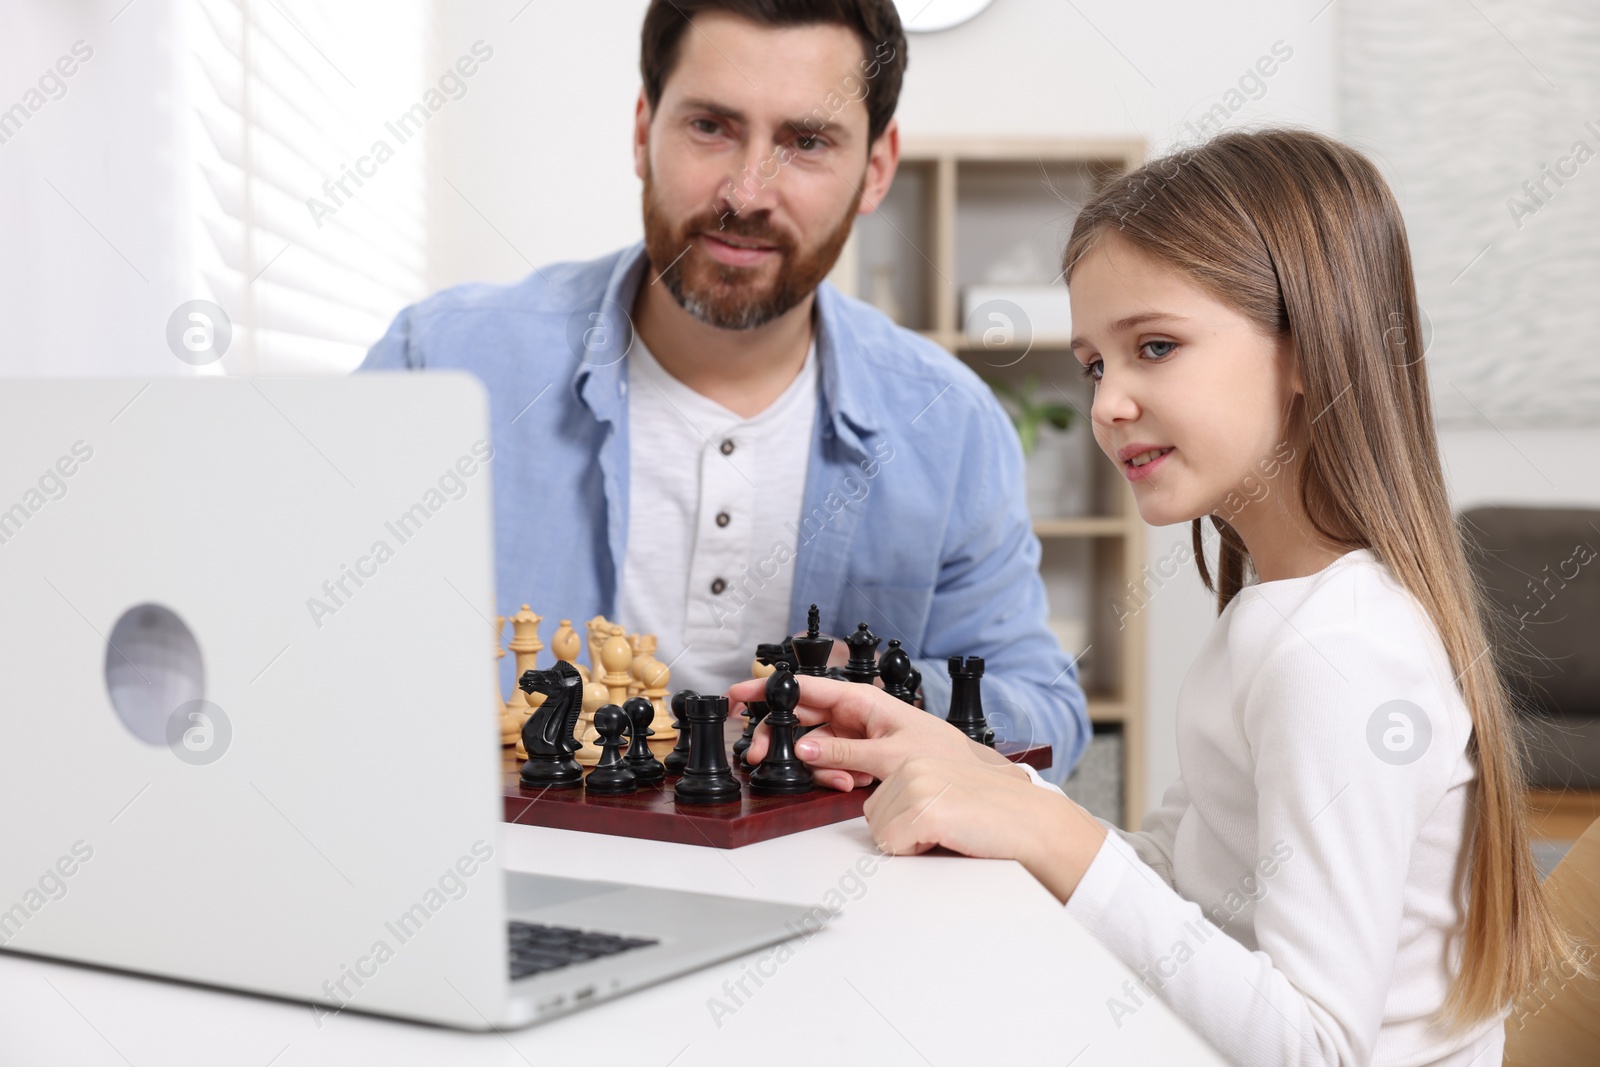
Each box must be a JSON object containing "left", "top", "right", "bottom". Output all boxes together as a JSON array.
[
  {"left": 794, "top": 134, "right": 822, "bottom": 151},
  {"left": 691, "top": 118, "right": 720, "bottom": 135}
]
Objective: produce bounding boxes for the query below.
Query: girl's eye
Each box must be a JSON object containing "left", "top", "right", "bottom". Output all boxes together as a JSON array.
[
  {"left": 1079, "top": 358, "right": 1102, "bottom": 381},
  {"left": 1141, "top": 340, "right": 1177, "bottom": 360}
]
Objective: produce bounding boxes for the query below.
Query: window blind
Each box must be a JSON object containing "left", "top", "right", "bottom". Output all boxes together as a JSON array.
[{"left": 184, "top": 0, "right": 428, "bottom": 374}]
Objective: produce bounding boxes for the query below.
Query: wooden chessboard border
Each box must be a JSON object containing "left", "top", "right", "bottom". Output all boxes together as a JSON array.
[{"left": 502, "top": 723, "right": 1053, "bottom": 849}]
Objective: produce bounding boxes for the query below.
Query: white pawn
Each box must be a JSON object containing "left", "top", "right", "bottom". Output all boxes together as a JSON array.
[
  {"left": 640, "top": 656, "right": 676, "bottom": 746},
  {"left": 601, "top": 624, "right": 635, "bottom": 707}
]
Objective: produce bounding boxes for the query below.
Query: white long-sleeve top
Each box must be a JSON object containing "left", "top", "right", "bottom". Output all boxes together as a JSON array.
[{"left": 1032, "top": 548, "right": 1507, "bottom": 1065}]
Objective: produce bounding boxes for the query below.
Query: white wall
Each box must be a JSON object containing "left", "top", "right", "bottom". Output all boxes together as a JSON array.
[
  {"left": 1441, "top": 427, "right": 1600, "bottom": 511},
  {"left": 0, "top": 0, "right": 191, "bottom": 377},
  {"left": 426, "top": 0, "right": 653, "bottom": 289}
]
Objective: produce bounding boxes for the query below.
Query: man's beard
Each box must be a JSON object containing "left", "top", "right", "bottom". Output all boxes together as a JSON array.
[{"left": 641, "top": 163, "right": 863, "bottom": 331}]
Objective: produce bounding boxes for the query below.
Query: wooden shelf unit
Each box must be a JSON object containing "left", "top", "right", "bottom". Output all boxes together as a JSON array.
[{"left": 843, "top": 137, "right": 1149, "bottom": 827}]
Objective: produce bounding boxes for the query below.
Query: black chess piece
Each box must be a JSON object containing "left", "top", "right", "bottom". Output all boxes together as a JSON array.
[
  {"left": 946, "top": 656, "right": 995, "bottom": 747},
  {"left": 734, "top": 642, "right": 786, "bottom": 769},
  {"left": 748, "top": 662, "right": 814, "bottom": 796},
  {"left": 673, "top": 695, "right": 742, "bottom": 805},
  {"left": 517, "top": 662, "right": 585, "bottom": 789},
  {"left": 879, "top": 639, "right": 917, "bottom": 705},
  {"left": 835, "top": 622, "right": 880, "bottom": 685},
  {"left": 906, "top": 664, "right": 923, "bottom": 705},
  {"left": 584, "top": 704, "right": 639, "bottom": 795},
  {"left": 663, "top": 689, "right": 696, "bottom": 776},
  {"left": 790, "top": 604, "right": 833, "bottom": 678},
  {"left": 622, "top": 696, "right": 665, "bottom": 783}
]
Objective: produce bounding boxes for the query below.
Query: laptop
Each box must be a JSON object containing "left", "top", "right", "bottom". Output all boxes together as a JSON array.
[{"left": 0, "top": 374, "right": 814, "bottom": 1029}]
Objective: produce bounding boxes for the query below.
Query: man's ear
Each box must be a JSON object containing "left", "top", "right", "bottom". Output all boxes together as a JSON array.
[
  {"left": 633, "top": 89, "right": 652, "bottom": 181},
  {"left": 856, "top": 117, "right": 901, "bottom": 216}
]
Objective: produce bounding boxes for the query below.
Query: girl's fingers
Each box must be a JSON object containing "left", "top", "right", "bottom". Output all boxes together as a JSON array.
[
  {"left": 728, "top": 675, "right": 918, "bottom": 738},
  {"left": 735, "top": 724, "right": 872, "bottom": 792}
]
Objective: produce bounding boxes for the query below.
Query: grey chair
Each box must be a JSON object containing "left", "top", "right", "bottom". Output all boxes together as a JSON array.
[{"left": 1458, "top": 507, "right": 1600, "bottom": 790}]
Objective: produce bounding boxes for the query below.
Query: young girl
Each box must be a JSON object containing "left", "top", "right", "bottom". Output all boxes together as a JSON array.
[{"left": 733, "top": 128, "right": 1581, "bottom": 1065}]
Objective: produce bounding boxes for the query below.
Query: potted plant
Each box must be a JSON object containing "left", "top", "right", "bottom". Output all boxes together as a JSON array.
[{"left": 986, "top": 375, "right": 1090, "bottom": 518}]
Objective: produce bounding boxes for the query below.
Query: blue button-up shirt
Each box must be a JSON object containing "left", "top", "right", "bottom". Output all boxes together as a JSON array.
[{"left": 358, "top": 243, "right": 1088, "bottom": 782}]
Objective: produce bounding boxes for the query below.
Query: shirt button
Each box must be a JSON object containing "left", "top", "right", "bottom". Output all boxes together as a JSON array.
[
  {"left": 710, "top": 577, "right": 727, "bottom": 595},
  {"left": 715, "top": 511, "right": 730, "bottom": 528},
  {"left": 719, "top": 439, "right": 735, "bottom": 456}
]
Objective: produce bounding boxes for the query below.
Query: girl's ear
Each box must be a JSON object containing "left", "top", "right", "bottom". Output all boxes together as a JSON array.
[{"left": 1281, "top": 333, "right": 1304, "bottom": 396}]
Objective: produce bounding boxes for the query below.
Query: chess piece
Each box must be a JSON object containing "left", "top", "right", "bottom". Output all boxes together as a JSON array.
[
  {"left": 495, "top": 615, "right": 521, "bottom": 744},
  {"left": 584, "top": 615, "right": 610, "bottom": 679},
  {"left": 517, "top": 662, "right": 584, "bottom": 789},
  {"left": 626, "top": 634, "right": 641, "bottom": 696},
  {"left": 584, "top": 704, "right": 638, "bottom": 795},
  {"left": 907, "top": 665, "right": 922, "bottom": 705},
  {"left": 751, "top": 648, "right": 781, "bottom": 680},
  {"left": 628, "top": 634, "right": 657, "bottom": 698},
  {"left": 508, "top": 606, "right": 545, "bottom": 755},
  {"left": 947, "top": 656, "right": 995, "bottom": 747},
  {"left": 879, "top": 639, "right": 917, "bottom": 704},
  {"left": 663, "top": 689, "right": 696, "bottom": 776},
  {"left": 601, "top": 625, "right": 635, "bottom": 706},
  {"left": 551, "top": 618, "right": 588, "bottom": 682},
  {"left": 835, "top": 622, "right": 880, "bottom": 685},
  {"left": 622, "top": 696, "right": 665, "bottom": 783},
  {"left": 749, "top": 662, "right": 814, "bottom": 796},
  {"left": 639, "top": 657, "right": 676, "bottom": 745},
  {"left": 574, "top": 677, "right": 611, "bottom": 767},
  {"left": 674, "top": 695, "right": 742, "bottom": 805},
  {"left": 791, "top": 604, "right": 833, "bottom": 678},
  {"left": 734, "top": 642, "right": 785, "bottom": 768}
]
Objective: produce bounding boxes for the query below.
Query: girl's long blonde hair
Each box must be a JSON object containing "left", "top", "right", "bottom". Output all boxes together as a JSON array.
[{"left": 1063, "top": 127, "right": 1578, "bottom": 1027}]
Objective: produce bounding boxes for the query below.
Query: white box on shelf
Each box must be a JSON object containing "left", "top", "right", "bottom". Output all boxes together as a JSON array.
[{"left": 963, "top": 285, "right": 1072, "bottom": 346}]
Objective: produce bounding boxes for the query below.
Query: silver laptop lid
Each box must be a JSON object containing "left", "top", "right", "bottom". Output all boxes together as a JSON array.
[{"left": 0, "top": 374, "right": 511, "bottom": 1028}]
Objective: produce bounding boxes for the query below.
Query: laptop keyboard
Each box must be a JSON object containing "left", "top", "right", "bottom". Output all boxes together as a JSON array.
[{"left": 508, "top": 920, "right": 660, "bottom": 980}]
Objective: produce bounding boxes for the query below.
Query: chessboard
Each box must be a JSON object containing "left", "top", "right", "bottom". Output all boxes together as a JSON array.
[
  {"left": 501, "top": 720, "right": 1052, "bottom": 849},
  {"left": 493, "top": 605, "right": 1053, "bottom": 849}
]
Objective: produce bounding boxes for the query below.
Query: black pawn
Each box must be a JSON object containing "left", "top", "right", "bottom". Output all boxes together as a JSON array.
[
  {"left": 947, "top": 656, "right": 995, "bottom": 747},
  {"left": 663, "top": 689, "right": 697, "bottom": 776},
  {"left": 879, "top": 639, "right": 917, "bottom": 705},
  {"left": 584, "top": 704, "right": 639, "bottom": 795},
  {"left": 748, "top": 663, "right": 813, "bottom": 796},
  {"left": 622, "top": 696, "right": 665, "bottom": 784},
  {"left": 791, "top": 604, "right": 833, "bottom": 678},
  {"left": 835, "top": 622, "right": 880, "bottom": 685},
  {"left": 673, "top": 695, "right": 742, "bottom": 805}
]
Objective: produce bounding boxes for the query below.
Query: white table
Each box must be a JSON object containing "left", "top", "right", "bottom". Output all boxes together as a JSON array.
[{"left": 0, "top": 818, "right": 1225, "bottom": 1066}]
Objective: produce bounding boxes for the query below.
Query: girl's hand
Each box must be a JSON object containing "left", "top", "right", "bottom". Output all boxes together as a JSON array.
[
  {"left": 864, "top": 755, "right": 1109, "bottom": 903},
  {"left": 727, "top": 675, "right": 1017, "bottom": 792}
]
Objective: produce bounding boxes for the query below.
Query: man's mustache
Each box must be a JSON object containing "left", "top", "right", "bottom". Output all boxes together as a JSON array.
[{"left": 687, "top": 209, "right": 795, "bottom": 252}]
